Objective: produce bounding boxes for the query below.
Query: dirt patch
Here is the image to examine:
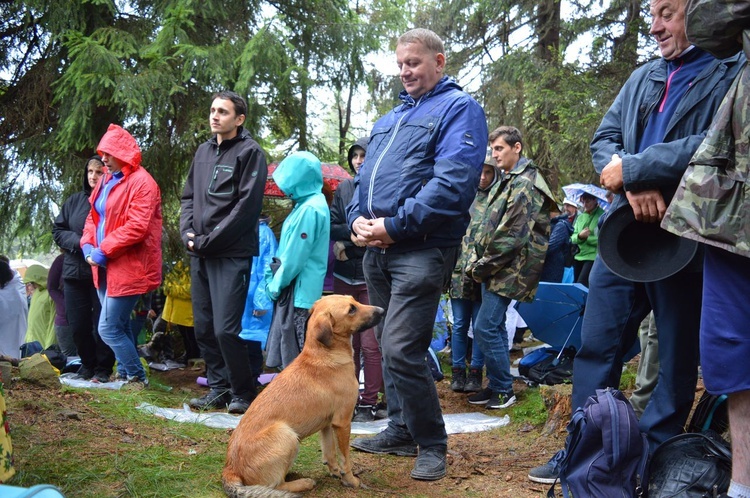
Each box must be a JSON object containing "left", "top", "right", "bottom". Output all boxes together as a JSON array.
[{"left": 3, "top": 359, "right": 571, "bottom": 497}]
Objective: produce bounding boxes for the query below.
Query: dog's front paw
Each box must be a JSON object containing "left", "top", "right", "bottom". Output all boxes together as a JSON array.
[{"left": 341, "top": 472, "right": 360, "bottom": 488}]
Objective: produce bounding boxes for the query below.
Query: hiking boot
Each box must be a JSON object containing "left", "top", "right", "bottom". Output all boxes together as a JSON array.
[
  {"left": 450, "top": 367, "right": 466, "bottom": 392},
  {"left": 227, "top": 397, "right": 252, "bottom": 414},
  {"left": 528, "top": 449, "right": 565, "bottom": 484},
  {"left": 468, "top": 387, "right": 492, "bottom": 405},
  {"left": 351, "top": 431, "right": 418, "bottom": 457},
  {"left": 486, "top": 391, "right": 516, "bottom": 409},
  {"left": 189, "top": 389, "right": 231, "bottom": 410},
  {"left": 352, "top": 404, "right": 375, "bottom": 422},
  {"left": 410, "top": 446, "right": 447, "bottom": 481},
  {"left": 464, "top": 368, "right": 483, "bottom": 392},
  {"left": 374, "top": 402, "right": 388, "bottom": 419}
]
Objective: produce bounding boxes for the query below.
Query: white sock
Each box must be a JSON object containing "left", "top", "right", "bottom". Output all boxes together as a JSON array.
[{"left": 728, "top": 480, "right": 750, "bottom": 498}]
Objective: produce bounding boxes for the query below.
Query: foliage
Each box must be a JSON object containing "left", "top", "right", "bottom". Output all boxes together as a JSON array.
[{"left": 1, "top": 0, "right": 661, "bottom": 256}]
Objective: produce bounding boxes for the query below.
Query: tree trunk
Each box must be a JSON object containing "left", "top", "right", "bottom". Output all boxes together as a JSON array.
[{"left": 540, "top": 384, "right": 573, "bottom": 435}]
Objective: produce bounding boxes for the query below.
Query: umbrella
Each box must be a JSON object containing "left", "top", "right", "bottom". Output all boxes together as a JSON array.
[
  {"left": 563, "top": 183, "right": 611, "bottom": 210},
  {"left": 517, "top": 282, "right": 588, "bottom": 352},
  {"left": 264, "top": 162, "right": 352, "bottom": 198},
  {"left": 517, "top": 282, "right": 639, "bottom": 361}
]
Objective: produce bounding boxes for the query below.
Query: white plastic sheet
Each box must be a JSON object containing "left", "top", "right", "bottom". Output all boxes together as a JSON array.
[{"left": 136, "top": 403, "right": 510, "bottom": 434}]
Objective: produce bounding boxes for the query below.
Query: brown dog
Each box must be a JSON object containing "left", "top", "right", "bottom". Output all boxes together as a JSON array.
[{"left": 223, "top": 294, "right": 384, "bottom": 498}]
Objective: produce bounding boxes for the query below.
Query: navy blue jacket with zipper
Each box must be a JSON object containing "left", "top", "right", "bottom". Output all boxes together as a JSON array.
[{"left": 346, "top": 76, "right": 488, "bottom": 254}]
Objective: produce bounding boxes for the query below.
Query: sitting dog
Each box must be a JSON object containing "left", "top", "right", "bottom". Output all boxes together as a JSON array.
[{"left": 223, "top": 294, "right": 384, "bottom": 497}]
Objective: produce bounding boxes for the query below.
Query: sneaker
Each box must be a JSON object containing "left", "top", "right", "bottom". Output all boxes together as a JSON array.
[
  {"left": 91, "top": 371, "right": 111, "bottom": 383},
  {"left": 410, "top": 447, "right": 447, "bottom": 481},
  {"left": 351, "top": 431, "right": 418, "bottom": 457},
  {"left": 121, "top": 376, "right": 149, "bottom": 391},
  {"left": 374, "top": 402, "right": 388, "bottom": 420},
  {"left": 352, "top": 404, "right": 375, "bottom": 422},
  {"left": 528, "top": 450, "right": 565, "bottom": 484},
  {"left": 227, "top": 397, "right": 252, "bottom": 414},
  {"left": 468, "top": 387, "right": 492, "bottom": 405},
  {"left": 110, "top": 372, "right": 127, "bottom": 382},
  {"left": 486, "top": 391, "right": 516, "bottom": 409},
  {"left": 189, "top": 389, "right": 231, "bottom": 410}
]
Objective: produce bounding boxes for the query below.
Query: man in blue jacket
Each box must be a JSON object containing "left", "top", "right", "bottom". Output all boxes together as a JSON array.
[
  {"left": 529, "top": 0, "right": 745, "bottom": 484},
  {"left": 347, "top": 28, "right": 488, "bottom": 481}
]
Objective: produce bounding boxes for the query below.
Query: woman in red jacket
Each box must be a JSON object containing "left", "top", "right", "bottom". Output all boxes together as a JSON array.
[{"left": 81, "top": 124, "right": 162, "bottom": 388}]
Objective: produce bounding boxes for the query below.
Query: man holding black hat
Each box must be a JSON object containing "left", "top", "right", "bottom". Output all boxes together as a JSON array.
[{"left": 529, "top": 0, "right": 745, "bottom": 484}]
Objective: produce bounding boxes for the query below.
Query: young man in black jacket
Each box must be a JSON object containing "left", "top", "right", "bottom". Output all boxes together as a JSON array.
[{"left": 180, "top": 91, "right": 267, "bottom": 414}]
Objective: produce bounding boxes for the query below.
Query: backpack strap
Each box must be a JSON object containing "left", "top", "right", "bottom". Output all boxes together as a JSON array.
[
  {"left": 552, "top": 408, "right": 588, "bottom": 498},
  {"left": 701, "top": 394, "right": 728, "bottom": 433}
]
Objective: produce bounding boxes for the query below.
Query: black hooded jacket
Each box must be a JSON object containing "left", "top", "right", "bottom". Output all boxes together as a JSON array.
[
  {"left": 52, "top": 156, "right": 99, "bottom": 282},
  {"left": 330, "top": 137, "right": 368, "bottom": 283}
]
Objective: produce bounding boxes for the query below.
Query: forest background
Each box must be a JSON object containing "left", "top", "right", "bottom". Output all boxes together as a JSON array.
[{"left": 0, "top": 0, "right": 656, "bottom": 263}]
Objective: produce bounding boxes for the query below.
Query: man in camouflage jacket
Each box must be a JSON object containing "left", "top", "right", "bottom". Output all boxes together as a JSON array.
[
  {"left": 662, "top": 1, "right": 750, "bottom": 496},
  {"left": 464, "top": 126, "right": 556, "bottom": 410}
]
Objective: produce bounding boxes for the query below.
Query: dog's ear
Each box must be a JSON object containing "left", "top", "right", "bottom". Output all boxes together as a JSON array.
[{"left": 314, "top": 312, "right": 334, "bottom": 348}]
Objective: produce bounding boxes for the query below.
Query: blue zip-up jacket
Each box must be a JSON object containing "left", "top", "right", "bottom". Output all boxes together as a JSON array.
[
  {"left": 346, "top": 76, "right": 488, "bottom": 253},
  {"left": 591, "top": 49, "right": 745, "bottom": 213},
  {"left": 264, "top": 151, "right": 330, "bottom": 309}
]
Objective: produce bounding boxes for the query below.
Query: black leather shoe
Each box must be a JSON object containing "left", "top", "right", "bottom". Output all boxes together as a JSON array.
[
  {"left": 411, "top": 447, "right": 447, "bottom": 481},
  {"left": 351, "top": 431, "right": 418, "bottom": 457}
]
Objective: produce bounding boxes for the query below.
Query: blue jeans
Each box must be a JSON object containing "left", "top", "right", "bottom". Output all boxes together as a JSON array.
[
  {"left": 97, "top": 279, "right": 146, "bottom": 381},
  {"left": 473, "top": 287, "right": 513, "bottom": 394},
  {"left": 364, "top": 247, "right": 456, "bottom": 450},
  {"left": 450, "top": 298, "right": 484, "bottom": 369},
  {"left": 573, "top": 256, "right": 701, "bottom": 450}
]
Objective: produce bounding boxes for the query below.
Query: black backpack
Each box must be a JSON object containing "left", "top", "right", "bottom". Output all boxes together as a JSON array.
[{"left": 520, "top": 346, "right": 576, "bottom": 386}]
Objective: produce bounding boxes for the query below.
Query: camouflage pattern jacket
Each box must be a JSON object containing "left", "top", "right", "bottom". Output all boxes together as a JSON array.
[
  {"left": 450, "top": 167, "right": 499, "bottom": 301},
  {"left": 465, "top": 157, "right": 556, "bottom": 302},
  {"left": 663, "top": 1, "right": 750, "bottom": 258}
]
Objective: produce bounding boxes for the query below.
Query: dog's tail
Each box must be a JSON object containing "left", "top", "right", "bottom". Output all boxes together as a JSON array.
[{"left": 223, "top": 479, "right": 299, "bottom": 498}]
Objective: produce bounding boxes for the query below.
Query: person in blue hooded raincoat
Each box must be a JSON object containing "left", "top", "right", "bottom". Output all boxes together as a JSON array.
[
  {"left": 264, "top": 151, "right": 330, "bottom": 368},
  {"left": 239, "top": 213, "right": 278, "bottom": 381}
]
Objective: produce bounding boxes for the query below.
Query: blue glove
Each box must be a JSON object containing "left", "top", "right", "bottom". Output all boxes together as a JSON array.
[{"left": 90, "top": 248, "right": 107, "bottom": 266}]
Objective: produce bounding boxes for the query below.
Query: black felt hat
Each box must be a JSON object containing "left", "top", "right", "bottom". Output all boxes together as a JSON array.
[{"left": 598, "top": 204, "right": 698, "bottom": 282}]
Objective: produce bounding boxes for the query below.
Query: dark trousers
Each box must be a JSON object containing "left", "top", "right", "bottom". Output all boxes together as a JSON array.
[
  {"left": 572, "top": 256, "right": 701, "bottom": 450},
  {"left": 64, "top": 278, "right": 114, "bottom": 376},
  {"left": 364, "top": 246, "right": 457, "bottom": 450},
  {"left": 190, "top": 256, "right": 255, "bottom": 400},
  {"left": 334, "top": 278, "right": 382, "bottom": 405}
]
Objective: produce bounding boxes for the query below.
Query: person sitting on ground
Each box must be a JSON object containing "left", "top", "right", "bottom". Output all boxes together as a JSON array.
[
  {"left": 23, "top": 264, "right": 56, "bottom": 350},
  {"left": 0, "top": 257, "right": 27, "bottom": 359}
]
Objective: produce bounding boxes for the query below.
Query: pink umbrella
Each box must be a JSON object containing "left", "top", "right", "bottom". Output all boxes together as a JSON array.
[{"left": 264, "top": 162, "right": 352, "bottom": 197}]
